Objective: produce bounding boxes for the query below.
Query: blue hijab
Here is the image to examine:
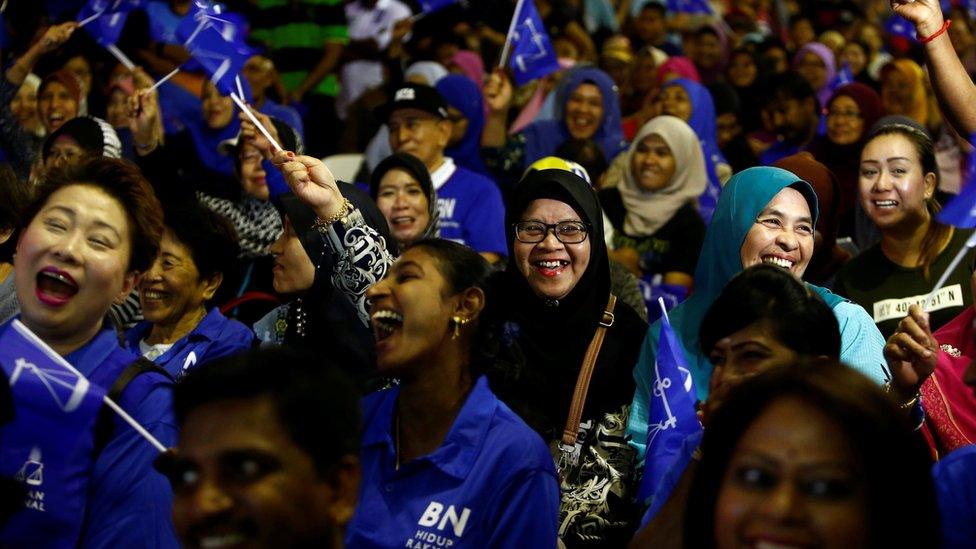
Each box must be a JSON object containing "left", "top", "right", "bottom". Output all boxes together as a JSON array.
[
  {"left": 522, "top": 66, "right": 626, "bottom": 168},
  {"left": 636, "top": 167, "right": 842, "bottom": 399},
  {"left": 436, "top": 74, "right": 489, "bottom": 176},
  {"left": 661, "top": 78, "right": 727, "bottom": 223}
]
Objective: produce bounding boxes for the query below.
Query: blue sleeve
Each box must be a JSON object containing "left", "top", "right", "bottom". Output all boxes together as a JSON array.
[
  {"left": 933, "top": 447, "right": 976, "bottom": 548},
  {"left": 203, "top": 326, "right": 254, "bottom": 364},
  {"left": 80, "top": 378, "right": 179, "bottom": 548},
  {"left": 484, "top": 467, "right": 560, "bottom": 548},
  {"left": 462, "top": 182, "right": 507, "bottom": 255},
  {"left": 626, "top": 326, "right": 658, "bottom": 461},
  {"left": 833, "top": 301, "right": 891, "bottom": 384}
]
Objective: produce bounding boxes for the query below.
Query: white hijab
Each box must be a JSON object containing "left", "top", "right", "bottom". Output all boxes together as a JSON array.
[{"left": 608, "top": 115, "right": 708, "bottom": 236}]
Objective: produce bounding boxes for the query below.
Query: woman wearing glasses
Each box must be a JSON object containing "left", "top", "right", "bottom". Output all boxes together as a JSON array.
[{"left": 487, "top": 168, "right": 648, "bottom": 547}]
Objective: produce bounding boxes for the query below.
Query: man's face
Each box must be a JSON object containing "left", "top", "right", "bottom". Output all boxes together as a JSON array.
[
  {"left": 168, "top": 397, "right": 351, "bottom": 549},
  {"left": 767, "top": 95, "right": 815, "bottom": 142},
  {"left": 387, "top": 108, "right": 451, "bottom": 169}
]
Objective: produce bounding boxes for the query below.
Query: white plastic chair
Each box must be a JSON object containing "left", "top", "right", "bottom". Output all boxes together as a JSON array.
[{"left": 322, "top": 153, "right": 365, "bottom": 183}]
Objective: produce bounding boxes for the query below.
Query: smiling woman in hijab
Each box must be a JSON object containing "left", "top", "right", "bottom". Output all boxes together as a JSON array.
[
  {"left": 655, "top": 78, "right": 731, "bottom": 223},
  {"left": 435, "top": 74, "right": 489, "bottom": 176},
  {"left": 485, "top": 168, "right": 647, "bottom": 546},
  {"left": 792, "top": 42, "right": 837, "bottom": 109},
  {"left": 368, "top": 152, "right": 439, "bottom": 249},
  {"left": 624, "top": 167, "right": 889, "bottom": 459},
  {"left": 482, "top": 66, "right": 627, "bottom": 190},
  {"left": 601, "top": 115, "right": 707, "bottom": 297}
]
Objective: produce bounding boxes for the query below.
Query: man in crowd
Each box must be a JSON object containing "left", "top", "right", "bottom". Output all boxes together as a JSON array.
[{"left": 760, "top": 71, "right": 821, "bottom": 165}]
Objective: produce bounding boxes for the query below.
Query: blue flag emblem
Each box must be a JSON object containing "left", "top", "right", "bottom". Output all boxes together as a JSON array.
[
  {"left": 636, "top": 312, "right": 702, "bottom": 512},
  {"left": 507, "top": 0, "right": 559, "bottom": 86}
]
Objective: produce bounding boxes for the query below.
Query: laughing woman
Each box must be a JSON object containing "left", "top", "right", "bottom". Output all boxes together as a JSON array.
[
  {"left": 346, "top": 239, "right": 560, "bottom": 547},
  {"left": 1, "top": 158, "right": 176, "bottom": 546},
  {"left": 834, "top": 123, "right": 974, "bottom": 338},
  {"left": 368, "top": 152, "right": 439, "bottom": 250}
]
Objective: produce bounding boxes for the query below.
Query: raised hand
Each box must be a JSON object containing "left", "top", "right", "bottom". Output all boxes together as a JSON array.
[
  {"left": 238, "top": 107, "right": 279, "bottom": 160},
  {"left": 37, "top": 22, "right": 78, "bottom": 55},
  {"left": 272, "top": 150, "right": 342, "bottom": 220},
  {"left": 483, "top": 70, "right": 513, "bottom": 114},
  {"left": 127, "top": 68, "right": 163, "bottom": 152},
  {"left": 891, "top": 0, "right": 945, "bottom": 37},
  {"left": 883, "top": 304, "right": 939, "bottom": 400}
]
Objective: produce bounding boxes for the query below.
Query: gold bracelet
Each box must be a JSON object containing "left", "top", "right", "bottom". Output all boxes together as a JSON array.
[
  {"left": 885, "top": 382, "right": 921, "bottom": 409},
  {"left": 313, "top": 198, "right": 353, "bottom": 230}
]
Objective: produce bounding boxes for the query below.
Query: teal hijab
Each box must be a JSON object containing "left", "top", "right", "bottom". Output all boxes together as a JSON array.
[{"left": 641, "top": 166, "right": 843, "bottom": 400}]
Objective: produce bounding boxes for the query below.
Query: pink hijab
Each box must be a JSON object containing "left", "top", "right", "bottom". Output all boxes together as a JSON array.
[
  {"left": 450, "top": 50, "right": 486, "bottom": 89},
  {"left": 655, "top": 57, "right": 701, "bottom": 85}
]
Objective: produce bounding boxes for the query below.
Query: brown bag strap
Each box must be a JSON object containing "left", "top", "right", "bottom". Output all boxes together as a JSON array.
[{"left": 560, "top": 294, "right": 617, "bottom": 448}]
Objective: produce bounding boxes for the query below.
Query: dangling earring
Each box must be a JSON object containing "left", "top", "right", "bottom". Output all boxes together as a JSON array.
[{"left": 452, "top": 316, "right": 468, "bottom": 340}]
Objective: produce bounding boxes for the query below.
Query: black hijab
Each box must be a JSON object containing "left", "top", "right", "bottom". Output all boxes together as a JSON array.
[
  {"left": 490, "top": 169, "right": 644, "bottom": 436},
  {"left": 368, "top": 152, "right": 440, "bottom": 242}
]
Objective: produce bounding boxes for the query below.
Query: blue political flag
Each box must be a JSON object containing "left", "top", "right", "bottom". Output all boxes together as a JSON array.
[
  {"left": 176, "top": 1, "right": 252, "bottom": 97},
  {"left": 507, "top": 0, "right": 560, "bottom": 86},
  {"left": 885, "top": 14, "right": 917, "bottom": 42},
  {"left": 0, "top": 320, "right": 106, "bottom": 548},
  {"left": 420, "top": 0, "right": 458, "bottom": 14},
  {"left": 77, "top": 0, "right": 147, "bottom": 46},
  {"left": 938, "top": 136, "right": 976, "bottom": 227},
  {"left": 635, "top": 311, "right": 702, "bottom": 513},
  {"left": 667, "top": 0, "right": 713, "bottom": 15}
]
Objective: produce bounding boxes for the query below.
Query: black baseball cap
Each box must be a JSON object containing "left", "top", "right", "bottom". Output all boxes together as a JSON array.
[{"left": 380, "top": 83, "right": 449, "bottom": 122}]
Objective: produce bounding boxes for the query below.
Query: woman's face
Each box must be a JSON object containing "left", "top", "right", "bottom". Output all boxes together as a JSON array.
[
  {"left": 714, "top": 396, "right": 868, "bottom": 549},
  {"left": 201, "top": 82, "right": 235, "bottom": 130},
  {"left": 365, "top": 246, "right": 460, "bottom": 374},
  {"left": 565, "top": 83, "right": 604, "bottom": 140},
  {"left": 239, "top": 143, "right": 269, "bottom": 201},
  {"left": 45, "top": 134, "right": 85, "bottom": 172},
  {"left": 656, "top": 85, "right": 692, "bottom": 123},
  {"left": 38, "top": 81, "right": 79, "bottom": 133},
  {"left": 704, "top": 321, "right": 799, "bottom": 421},
  {"left": 514, "top": 198, "right": 591, "bottom": 301},
  {"left": 739, "top": 188, "right": 814, "bottom": 278},
  {"left": 839, "top": 43, "right": 867, "bottom": 75},
  {"left": 269, "top": 216, "right": 315, "bottom": 295},
  {"left": 859, "top": 133, "right": 934, "bottom": 232},
  {"left": 630, "top": 133, "right": 676, "bottom": 191},
  {"left": 881, "top": 70, "right": 914, "bottom": 117},
  {"left": 727, "top": 52, "right": 757, "bottom": 88},
  {"left": 106, "top": 88, "right": 130, "bottom": 129},
  {"left": 825, "top": 95, "right": 864, "bottom": 146},
  {"left": 139, "top": 228, "right": 216, "bottom": 329},
  {"left": 15, "top": 184, "right": 135, "bottom": 345},
  {"left": 11, "top": 82, "right": 39, "bottom": 131},
  {"left": 795, "top": 51, "right": 827, "bottom": 91},
  {"left": 376, "top": 168, "right": 430, "bottom": 246}
]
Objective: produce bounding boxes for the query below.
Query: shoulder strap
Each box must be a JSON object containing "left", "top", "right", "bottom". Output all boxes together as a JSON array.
[
  {"left": 560, "top": 294, "right": 617, "bottom": 448},
  {"left": 93, "top": 358, "right": 173, "bottom": 454}
]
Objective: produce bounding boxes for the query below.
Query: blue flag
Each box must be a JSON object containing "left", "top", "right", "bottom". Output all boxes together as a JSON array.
[
  {"left": 938, "top": 136, "right": 976, "bottom": 227},
  {"left": 507, "top": 0, "right": 560, "bottom": 86},
  {"left": 829, "top": 62, "right": 854, "bottom": 93},
  {"left": 667, "top": 0, "right": 714, "bottom": 15},
  {"left": 420, "top": 0, "right": 458, "bottom": 14},
  {"left": 0, "top": 320, "right": 106, "bottom": 548},
  {"left": 635, "top": 312, "right": 702, "bottom": 514},
  {"left": 176, "top": 1, "right": 252, "bottom": 97},
  {"left": 885, "top": 14, "right": 917, "bottom": 42},
  {"left": 77, "top": 0, "right": 147, "bottom": 46}
]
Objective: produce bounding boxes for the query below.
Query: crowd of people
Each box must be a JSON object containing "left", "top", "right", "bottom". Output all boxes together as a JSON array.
[{"left": 0, "top": 0, "right": 975, "bottom": 547}]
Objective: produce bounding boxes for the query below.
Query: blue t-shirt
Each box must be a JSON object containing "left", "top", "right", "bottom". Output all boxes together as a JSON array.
[
  {"left": 934, "top": 444, "right": 976, "bottom": 548},
  {"left": 346, "top": 376, "right": 560, "bottom": 548},
  {"left": 436, "top": 164, "right": 508, "bottom": 256},
  {"left": 126, "top": 307, "right": 254, "bottom": 381}
]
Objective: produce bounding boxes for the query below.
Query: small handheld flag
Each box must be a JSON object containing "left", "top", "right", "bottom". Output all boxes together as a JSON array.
[
  {"left": 499, "top": 0, "right": 560, "bottom": 86},
  {"left": 635, "top": 299, "right": 702, "bottom": 513},
  {"left": 926, "top": 137, "right": 976, "bottom": 310}
]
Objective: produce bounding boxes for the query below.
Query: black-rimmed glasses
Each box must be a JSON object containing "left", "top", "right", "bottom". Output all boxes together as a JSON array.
[{"left": 514, "top": 221, "right": 590, "bottom": 244}]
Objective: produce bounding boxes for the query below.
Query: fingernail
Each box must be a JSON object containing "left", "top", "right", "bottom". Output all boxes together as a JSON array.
[{"left": 286, "top": 152, "right": 295, "bottom": 158}]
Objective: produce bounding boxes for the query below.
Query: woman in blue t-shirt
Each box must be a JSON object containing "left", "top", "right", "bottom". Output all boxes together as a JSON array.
[{"left": 346, "top": 239, "right": 560, "bottom": 548}]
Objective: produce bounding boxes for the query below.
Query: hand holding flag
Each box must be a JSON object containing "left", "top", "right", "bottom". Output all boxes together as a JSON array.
[{"left": 499, "top": 0, "right": 560, "bottom": 86}]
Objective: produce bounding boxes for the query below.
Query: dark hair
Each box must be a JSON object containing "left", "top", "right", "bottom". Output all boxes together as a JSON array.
[
  {"left": 684, "top": 361, "right": 939, "bottom": 548},
  {"left": 865, "top": 123, "right": 948, "bottom": 279},
  {"left": 174, "top": 347, "right": 361, "bottom": 477},
  {"left": 699, "top": 265, "right": 840, "bottom": 359},
  {"left": 403, "top": 238, "right": 494, "bottom": 375},
  {"left": 639, "top": 1, "right": 665, "bottom": 16},
  {"left": 0, "top": 165, "right": 28, "bottom": 263},
  {"left": 163, "top": 202, "right": 240, "bottom": 284},
  {"left": 767, "top": 70, "right": 818, "bottom": 110},
  {"left": 20, "top": 158, "right": 163, "bottom": 272},
  {"left": 555, "top": 138, "right": 608, "bottom": 183},
  {"left": 369, "top": 152, "right": 433, "bottom": 202}
]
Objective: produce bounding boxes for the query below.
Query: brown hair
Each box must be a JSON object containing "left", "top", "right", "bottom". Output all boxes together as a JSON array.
[
  {"left": 20, "top": 157, "right": 163, "bottom": 272},
  {"left": 866, "top": 123, "right": 951, "bottom": 279}
]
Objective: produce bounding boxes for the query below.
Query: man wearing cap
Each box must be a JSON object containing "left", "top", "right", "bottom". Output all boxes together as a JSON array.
[{"left": 383, "top": 83, "right": 507, "bottom": 262}]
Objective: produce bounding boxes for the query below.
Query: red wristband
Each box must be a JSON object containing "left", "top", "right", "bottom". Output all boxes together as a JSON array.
[{"left": 920, "top": 19, "right": 951, "bottom": 44}]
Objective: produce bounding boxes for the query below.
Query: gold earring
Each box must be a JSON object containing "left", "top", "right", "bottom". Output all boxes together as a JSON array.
[{"left": 452, "top": 316, "right": 468, "bottom": 340}]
